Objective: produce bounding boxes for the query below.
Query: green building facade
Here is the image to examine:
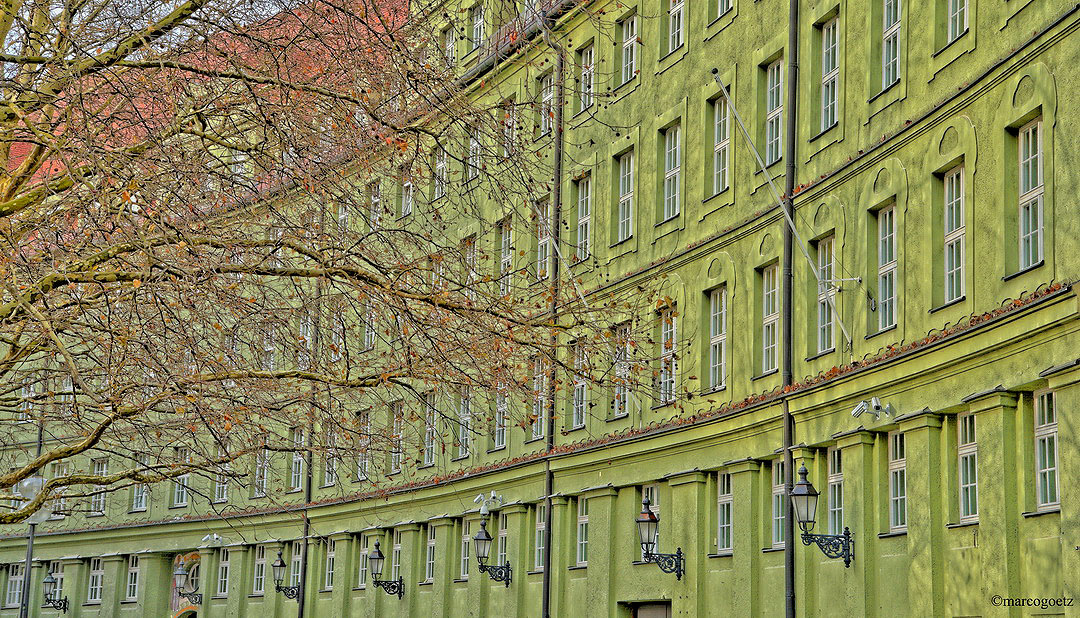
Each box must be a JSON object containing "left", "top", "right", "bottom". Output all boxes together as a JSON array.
[{"left": 3, "top": 0, "right": 1080, "bottom": 616}]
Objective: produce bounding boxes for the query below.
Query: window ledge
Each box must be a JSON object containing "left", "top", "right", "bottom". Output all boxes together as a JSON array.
[
  {"left": 567, "top": 565, "right": 587, "bottom": 571},
  {"left": 708, "top": 551, "right": 733, "bottom": 558},
  {"left": 651, "top": 401, "right": 676, "bottom": 411},
  {"left": 606, "top": 414, "right": 629, "bottom": 422},
  {"left": 805, "top": 348, "right": 836, "bottom": 362},
  {"left": 418, "top": 581, "right": 433, "bottom": 587},
  {"left": 563, "top": 425, "right": 586, "bottom": 435},
  {"left": 762, "top": 546, "right": 785, "bottom": 553},
  {"left": 657, "top": 44, "right": 685, "bottom": 65},
  {"left": 808, "top": 122, "right": 839, "bottom": 144},
  {"left": 878, "top": 529, "right": 907, "bottom": 538},
  {"left": 932, "top": 30, "right": 970, "bottom": 58},
  {"left": 168, "top": 504, "right": 189, "bottom": 510},
  {"left": 1022, "top": 506, "right": 1060, "bottom": 518},
  {"left": 864, "top": 324, "right": 897, "bottom": 341},
  {"left": 752, "top": 369, "right": 779, "bottom": 381},
  {"left": 285, "top": 488, "right": 303, "bottom": 495},
  {"left": 701, "top": 385, "right": 727, "bottom": 396},
  {"left": 524, "top": 437, "right": 546, "bottom": 445},
  {"left": 1002, "top": 260, "right": 1044, "bottom": 281},
  {"left": 453, "top": 578, "right": 468, "bottom": 583},
  {"left": 946, "top": 520, "right": 979, "bottom": 529},
  {"left": 527, "top": 569, "right": 544, "bottom": 575},
  {"left": 929, "top": 295, "right": 966, "bottom": 313},
  {"left": 450, "top": 455, "right": 470, "bottom": 462},
  {"left": 654, "top": 214, "right": 681, "bottom": 228},
  {"left": 248, "top": 593, "right": 266, "bottom": 598},
  {"left": 613, "top": 76, "right": 639, "bottom": 96},
  {"left": 609, "top": 236, "right": 634, "bottom": 250},
  {"left": 128, "top": 509, "right": 148, "bottom": 514},
  {"left": 867, "top": 79, "right": 901, "bottom": 105},
  {"left": 418, "top": 463, "right": 435, "bottom": 470},
  {"left": 486, "top": 446, "right": 506, "bottom": 454}
]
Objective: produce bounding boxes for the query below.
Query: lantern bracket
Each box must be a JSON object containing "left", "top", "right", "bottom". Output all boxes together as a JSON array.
[
  {"left": 372, "top": 575, "right": 405, "bottom": 599},
  {"left": 642, "top": 546, "right": 685, "bottom": 580},
  {"left": 477, "top": 557, "right": 512, "bottom": 586},
  {"left": 800, "top": 527, "right": 855, "bottom": 568}
]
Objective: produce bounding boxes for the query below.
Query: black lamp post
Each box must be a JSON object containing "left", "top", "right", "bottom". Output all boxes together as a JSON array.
[
  {"left": 368, "top": 541, "right": 404, "bottom": 599},
  {"left": 790, "top": 464, "right": 855, "bottom": 567},
  {"left": 635, "top": 497, "right": 685, "bottom": 580},
  {"left": 41, "top": 571, "right": 68, "bottom": 613},
  {"left": 270, "top": 551, "right": 300, "bottom": 600},
  {"left": 473, "top": 520, "right": 511, "bottom": 586},
  {"left": 171, "top": 561, "right": 202, "bottom": 605}
]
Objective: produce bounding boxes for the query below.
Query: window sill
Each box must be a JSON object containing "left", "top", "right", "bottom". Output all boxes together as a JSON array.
[
  {"left": 867, "top": 79, "right": 901, "bottom": 105},
  {"left": 708, "top": 551, "right": 733, "bottom": 558},
  {"left": 450, "top": 455, "right": 470, "bottom": 462},
  {"left": 609, "top": 236, "right": 634, "bottom": 250},
  {"left": 606, "top": 413, "right": 629, "bottom": 422},
  {"left": 946, "top": 520, "right": 979, "bottom": 529},
  {"left": 453, "top": 578, "right": 468, "bottom": 583},
  {"left": 524, "top": 437, "right": 546, "bottom": 445},
  {"left": 319, "top": 483, "right": 336, "bottom": 489},
  {"left": 808, "top": 122, "right": 839, "bottom": 144},
  {"left": 864, "top": 324, "right": 897, "bottom": 341},
  {"left": 418, "top": 581, "right": 433, "bottom": 587},
  {"left": 929, "top": 295, "right": 966, "bottom": 313},
  {"left": 651, "top": 401, "right": 676, "bottom": 411},
  {"left": 418, "top": 464, "right": 435, "bottom": 470},
  {"left": 613, "top": 76, "right": 639, "bottom": 97},
  {"left": 804, "top": 348, "right": 835, "bottom": 362},
  {"left": 762, "top": 546, "right": 785, "bottom": 553},
  {"left": 567, "top": 565, "right": 587, "bottom": 571},
  {"left": 657, "top": 44, "right": 685, "bottom": 65},
  {"left": 487, "top": 446, "right": 506, "bottom": 454},
  {"left": 700, "top": 385, "right": 726, "bottom": 396},
  {"left": 877, "top": 529, "right": 907, "bottom": 538},
  {"left": 706, "top": 8, "right": 735, "bottom": 32},
  {"left": 83, "top": 602, "right": 103, "bottom": 607},
  {"left": 168, "top": 504, "right": 189, "bottom": 510},
  {"left": 120, "top": 599, "right": 139, "bottom": 604},
  {"left": 751, "top": 369, "right": 779, "bottom": 381},
  {"left": 932, "top": 29, "right": 970, "bottom": 58},
  {"left": 128, "top": 509, "right": 147, "bottom": 514},
  {"left": 562, "top": 425, "right": 586, "bottom": 435},
  {"left": 1022, "top": 506, "right": 1060, "bottom": 518},
  {"left": 248, "top": 593, "right": 266, "bottom": 598},
  {"left": 285, "top": 488, "right": 303, "bottom": 495},
  {"left": 654, "top": 214, "right": 681, "bottom": 228},
  {"left": 1002, "top": 260, "right": 1044, "bottom": 281},
  {"left": 527, "top": 569, "right": 544, "bottom": 575}
]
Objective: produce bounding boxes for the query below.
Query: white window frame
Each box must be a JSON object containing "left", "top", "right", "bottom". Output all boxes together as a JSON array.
[
  {"left": 662, "top": 124, "right": 681, "bottom": 220},
  {"left": 576, "top": 175, "right": 591, "bottom": 261},
  {"left": 539, "top": 74, "right": 554, "bottom": 136},
  {"left": 642, "top": 485, "right": 661, "bottom": 557},
  {"left": 87, "top": 557, "right": 103, "bottom": 603},
  {"left": 357, "top": 537, "right": 369, "bottom": 588},
  {"left": 493, "top": 389, "right": 508, "bottom": 449},
  {"left": 213, "top": 449, "right": 229, "bottom": 504},
  {"left": 877, "top": 205, "right": 897, "bottom": 331},
  {"left": 1035, "top": 390, "right": 1059, "bottom": 510},
  {"left": 173, "top": 448, "right": 190, "bottom": 507},
  {"left": 821, "top": 17, "right": 839, "bottom": 132},
  {"left": 713, "top": 97, "right": 730, "bottom": 194},
  {"left": 1018, "top": 118, "right": 1043, "bottom": 270},
  {"left": 132, "top": 456, "right": 149, "bottom": 511},
  {"left": 498, "top": 218, "right": 513, "bottom": 295},
  {"left": 572, "top": 342, "right": 588, "bottom": 429},
  {"left": 357, "top": 410, "right": 371, "bottom": 481},
  {"left": 532, "top": 358, "right": 548, "bottom": 440},
  {"left": 718, "top": 0, "right": 732, "bottom": 17},
  {"left": 401, "top": 181, "right": 414, "bottom": 217},
  {"left": 49, "top": 562, "right": 64, "bottom": 601},
  {"left": 535, "top": 503, "right": 547, "bottom": 570},
  {"left": 290, "top": 541, "right": 302, "bottom": 587},
  {"left": 467, "top": 128, "right": 481, "bottom": 181},
  {"left": 253, "top": 545, "right": 266, "bottom": 595},
  {"left": 50, "top": 461, "right": 70, "bottom": 518},
  {"left": 771, "top": 461, "right": 786, "bottom": 548},
  {"left": 424, "top": 526, "right": 436, "bottom": 582},
  {"left": 502, "top": 102, "right": 517, "bottom": 156},
  {"left": 668, "top": 0, "right": 684, "bottom": 53},
  {"left": 460, "top": 522, "right": 471, "bottom": 579},
  {"left": 290, "top": 428, "right": 304, "bottom": 491},
  {"left": 254, "top": 449, "right": 269, "bottom": 497},
  {"left": 762, "top": 264, "right": 779, "bottom": 373},
  {"left": 620, "top": 16, "right": 638, "bottom": 85},
  {"left": 617, "top": 151, "right": 634, "bottom": 242},
  {"left": 765, "top": 60, "right": 783, "bottom": 165},
  {"left": 947, "top": 0, "right": 967, "bottom": 43},
  {"left": 717, "top": 473, "right": 733, "bottom": 552},
  {"left": 217, "top": 548, "right": 230, "bottom": 596},
  {"left": 536, "top": 199, "right": 551, "bottom": 280},
  {"left": 423, "top": 394, "right": 437, "bottom": 467},
  {"left": 889, "top": 431, "right": 907, "bottom": 531},
  {"left": 827, "top": 448, "right": 844, "bottom": 535},
  {"left": 457, "top": 388, "right": 472, "bottom": 459},
  {"left": 579, "top": 45, "right": 594, "bottom": 111},
  {"left": 391, "top": 532, "right": 402, "bottom": 580},
  {"left": 441, "top": 26, "right": 456, "bottom": 66},
  {"left": 391, "top": 403, "right": 403, "bottom": 472},
  {"left": 613, "top": 323, "right": 631, "bottom": 418},
  {"left": 497, "top": 513, "right": 508, "bottom": 565},
  {"left": 369, "top": 183, "right": 382, "bottom": 231},
  {"left": 5, "top": 563, "right": 23, "bottom": 607},
  {"left": 944, "top": 167, "right": 965, "bottom": 303},
  {"left": 709, "top": 287, "right": 727, "bottom": 391},
  {"left": 958, "top": 412, "right": 978, "bottom": 522},
  {"left": 882, "top": 0, "right": 901, "bottom": 87},
  {"left": 817, "top": 236, "right": 836, "bottom": 353},
  {"left": 470, "top": 4, "right": 484, "bottom": 51},
  {"left": 324, "top": 540, "right": 336, "bottom": 590},
  {"left": 658, "top": 307, "right": 677, "bottom": 404},
  {"left": 434, "top": 148, "right": 447, "bottom": 199},
  {"left": 576, "top": 498, "right": 589, "bottom": 566}
]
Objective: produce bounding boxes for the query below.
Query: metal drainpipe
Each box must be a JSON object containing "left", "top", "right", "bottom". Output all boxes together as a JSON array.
[
  {"left": 540, "top": 19, "right": 566, "bottom": 618},
  {"left": 782, "top": 0, "right": 800, "bottom": 615}
]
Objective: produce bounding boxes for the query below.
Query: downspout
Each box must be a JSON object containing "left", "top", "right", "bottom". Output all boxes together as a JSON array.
[
  {"left": 782, "top": 0, "right": 800, "bottom": 616},
  {"left": 540, "top": 20, "right": 566, "bottom": 618}
]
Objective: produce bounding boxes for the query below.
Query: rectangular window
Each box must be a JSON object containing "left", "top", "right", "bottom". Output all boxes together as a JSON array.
[
  {"left": 827, "top": 448, "right": 844, "bottom": 535},
  {"left": 877, "top": 206, "right": 897, "bottom": 330},
  {"left": 467, "top": 128, "right": 482, "bottom": 181},
  {"left": 391, "top": 402, "right": 403, "bottom": 472},
  {"left": 658, "top": 308, "right": 677, "bottom": 404},
  {"left": 457, "top": 388, "right": 472, "bottom": 458},
  {"left": 357, "top": 410, "right": 371, "bottom": 480},
  {"left": 401, "top": 181, "right": 414, "bottom": 217},
  {"left": 497, "top": 514, "right": 508, "bottom": 564},
  {"left": 1018, "top": 118, "right": 1043, "bottom": 269},
  {"left": 772, "top": 461, "right": 786, "bottom": 547},
  {"left": 821, "top": 18, "right": 839, "bottom": 131},
  {"left": 576, "top": 498, "right": 589, "bottom": 566},
  {"left": 50, "top": 461, "right": 70, "bottom": 518},
  {"left": 944, "top": 167, "right": 965, "bottom": 302},
  {"left": 324, "top": 442, "right": 338, "bottom": 487},
  {"left": 213, "top": 449, "right": 229, "bottom": 504},
  {"left": 87, "top": 557, "right": 103, "bottom": 602},
  {"left": 710, "top": 287, "right": 728, "bottom": 390},
  {"left": 713, "top": 97, "right": 730, "bottom": 194},
  {"left": 48, "top": 562, "right": 64, "bottom": 601},
  {"left": 498, "top": 218, "right": 513, "bottom": 296},
  {"left": 460, "top": 522, "right": 471, "bottom": 579},
  {"left": 882, "top": 0, "right": 901, "bottom": 87},
  {"left": 324, "top": 540, "right": 336, "bottom": 589},
  {"left": 1035, "top": 391, "right": 1059, "bottom": 509},
  {"left": 576, "top": 176, "right": 591, "bottom": 261},
  {"left": 290, "top": 428, "right": 304, "bottom": 490},
  {"left": 357, "top": 537, "right": 369, "bottom": 587},
  {"left": 762, "top": 264, "right": 779, "bottom": 373},
  {"left": 958, "top": 413, "right": 978, "bottom": 522},
  {"left": 617, "top": 151, "right": 635, "bottom": 242},
  {"left": 579, "top": 45, "right": 594, "bottom": 111},
  {"left": 254, "top": 449, "right": 269, "bottom": 497},
  {"left": 434, "top": 148, "right": 447, "bottom": 199},
  {"left": 889, "top": 431, "right": 907, "bottom": 530},
  {"left": 423, "top": 394, "right": 437, "bottom": 466},
  {"left": 668, "top": 0, "right": 684, "bottom": 53},
  {"left": 470, "top": 5, "right": 484, "bottom": 50},
  {"left": 662, "top": 124, "right": 681, "bottom": 220},
  {"left": 391, "top": 532, "right": 402, "bottom": 580},
  {"left": 132, "top": 456, "right": 149, "bottom": 511},
  {"left": 532, "top": 358, "right": 548, "bottom": 440},
  {"left": 217, "top": 548, "right": 230, "bottom": 596},
  {"left": 89, "top": 455, "right": 107, "bottom": 514},
  {"left": 947, "top": 0, "right": 967, "bottom": 43},
  {"left": 17, "top": 383, "right": 33, "bottom": 421},
  {"left": 441, "top": 26, "right": 455, "bottom": 66},
  {"left": 817, "top": 236, "right": 835, "bottom": 353},
  {"left": 494, "top": 390, "right": 507, "bottom": 449},
  {"left": 765, "top": 60, "right": 783, "bottom": 165},
  {"left": 253, "top": 545, "right": 266, "bottom": 594},
  {"left": 642, "top": 485, "right": 661, "bottom": 557},
  {"left": 5, "top": 564, "right": 23, "bottom": 607},
  {"left": 718, "top": 0, "right": 732, "bottom": 16},
  {"left": 173, "top": 448, "right": 190, "bottom": 507},
  {"left": 717, "top": 473, "right": 733, "bottom": 552},
  {"left": 572, "top": 342, "right": 588, "bottom": 429},
  {"left": 290, "top": 541, "right": 302, "bottom": 587},
  {"left": 369, "top": 183, "right": 382, "bottom": 231},
  {"left": 535, "top": 504, "right": 547, "bottom": 569},
  {"left": 536, "top": 199, "right": 551, "bottom": 280},
  {"left": 539, "top": 74, "right": 554, "bottom": 136},
  {"left": 620, "top": 16, "right": 637, "bottom": 84},
  {"left": 502, "top": 102, "right": 517, "bottom": 156},
  {"left": 297, "top": 314, "right": 313, "bottom": 369},
  {"left": 613, "top": 323, "right": 631, "bottom": 417}
]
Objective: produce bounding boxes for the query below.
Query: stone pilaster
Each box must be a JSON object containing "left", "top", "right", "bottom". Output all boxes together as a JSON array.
[{"left": 897, "top": 410, "right": 945, "bottom": 618}]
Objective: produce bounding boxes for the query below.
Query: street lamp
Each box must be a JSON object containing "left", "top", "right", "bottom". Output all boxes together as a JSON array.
[
  {"left": 270, "top": 551, "right": 300, "bottom": 600},
  {"left": 41, "top": 572, "right": 68, "bottom": 613},
  {"left": 368, "top": 541, "right": 404, "bottom": 599},
  {"left": 790, "top": 464, "right": 855, "bottom": 568},
  {"left": 171, "top": 560, "right": 202, "bottom": 605},
  {"left": 635, "top": 497, "right": 685, "bottom": 580},
  {"left": 473, "top": 520, "right": 511, "bottom": 586}
]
